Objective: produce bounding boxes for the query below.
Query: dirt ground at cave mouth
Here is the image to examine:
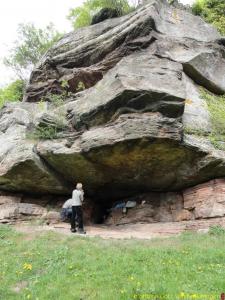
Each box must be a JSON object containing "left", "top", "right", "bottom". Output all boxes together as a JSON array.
[{"left": 14, "top": 218, "right": 225, "bottom": 240}]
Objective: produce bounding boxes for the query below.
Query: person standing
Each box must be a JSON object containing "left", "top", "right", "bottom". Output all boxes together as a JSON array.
[{"left": 70, "top": 183, "right": 86, "bottom": 234}]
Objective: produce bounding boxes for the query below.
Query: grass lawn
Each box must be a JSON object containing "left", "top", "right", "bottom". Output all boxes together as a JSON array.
[{"left": 0, "top": 225, "right": 225, "bottom": 300}]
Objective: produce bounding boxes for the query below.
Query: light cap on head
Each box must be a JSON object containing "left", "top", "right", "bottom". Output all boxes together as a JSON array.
[{"left": 76, "top": 183, "right": 83, "bottom": 190}]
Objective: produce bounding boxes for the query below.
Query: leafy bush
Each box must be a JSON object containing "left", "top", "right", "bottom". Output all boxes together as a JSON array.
[
  {"left": 67, "top": 0, "right": 138, "bottom": 29},
  {"left": 199, "top": 89, "right": 225, "bottom": 150},
  {"left": 209, "top": 135, "right": 225, "bottom": 151},
  {"left": 41, "top": 79, "right": 85, "bottom": 107},
  {"left": 201, "top": 89, "right": 225, "bottom": 135},
  {"left": 46, "top": 93, "right": 65, "bottom": 107},
  {"left": 183, "top": 126, "right": 208, "bottom": 136},
  {"left": 192, "top": 0, "right": 225, "bottom": 35},
  {"left": 27, "top": 84, "right": 69, "bottom": 141},
  {"left": 27, "top": 125, "right": 58, "bottom": 140},
  {"left": 209, "top": 225, "right": 225, "bottom": 235},
  {"left": 0, "top": 80, "right": 25, "bottom": 108}
]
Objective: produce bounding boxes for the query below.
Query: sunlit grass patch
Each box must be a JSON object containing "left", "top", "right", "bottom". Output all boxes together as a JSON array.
[{"left": 0, "top": 225, "right": 225, "bottom": 299}]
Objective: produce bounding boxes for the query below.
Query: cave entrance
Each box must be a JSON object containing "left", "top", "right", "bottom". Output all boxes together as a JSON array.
[
  {"left": 88, "top": 201, "right": 113, "bottom": 224},
  {"left": 87, "top": 195, "right": 141, "bottom": 225},
  {"left": 87, "top": 190, "right": 187, "bottom": 226}
]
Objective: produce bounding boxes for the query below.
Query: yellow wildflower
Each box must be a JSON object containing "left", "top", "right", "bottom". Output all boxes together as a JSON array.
[
  {"left": 23, "top": 263, "right": 32, "bottom": 271},
  {"left": 179, "top": 292, "right": 185, "bottom": 298}
]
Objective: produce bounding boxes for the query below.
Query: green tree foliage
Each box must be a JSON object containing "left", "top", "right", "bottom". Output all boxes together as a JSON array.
[
  {"left": 67, "top": 0, "right": 140, "bottom": 29},
  {"left": 0, "top": 80, "right": 25, "bottom": 108},
  {"left": 192, "top": 0, "right": 225, "bottom": 35},
  {"left": 4, "top": 23, "right": 61, "bottom": 80}
]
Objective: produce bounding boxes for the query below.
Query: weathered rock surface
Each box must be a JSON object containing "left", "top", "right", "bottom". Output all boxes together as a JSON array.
[
  {"left": 0, "top": 103, "right": 70, "bottom": 194},
  {"left": 0, "top": 194, "right": 47, "bottom": 223},
  {"left": 66, "top": 53, "right": 186, "bottom": 131},
  {"left": 183, "top": 179, "right": 225, "bottom": 219},
  {"left": 24, "top": 0, "right": 220, "bottom": 102},
  {"left": 182, "top": 74, "right": 211, "bottom": 132},
  {"left": 1, "top": 178, "right": 225, "bottom": 225},
  {"left": 1, "top": 0, "right": 225, "bottom": 222},
  {"left": 0, "top": 192, "right": 66, "bottom": 224},
  {"left": 106, "top": 179, "right": 225, "bottom": 225},
  {"left": 183, "top": 52, "right": 225, "bottom": 95},
  {"left": 35, "top": 113, "right": 225, "bottom": 199},
  {"left": 91, "top": 8, "right": 120, "bottom": 25}
]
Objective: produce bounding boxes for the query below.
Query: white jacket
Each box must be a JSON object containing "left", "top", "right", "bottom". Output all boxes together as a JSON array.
[{"left": 71, "top": 189, "right": 84, "bottom": 206}]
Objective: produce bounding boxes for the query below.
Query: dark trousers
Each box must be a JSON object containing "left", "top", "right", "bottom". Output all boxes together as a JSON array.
[
  {"left": 71, "top": 206, "right": 84, "bottom": 230},
  {"left": 61, "top": 208, "right": 72, "bottom": 221}
]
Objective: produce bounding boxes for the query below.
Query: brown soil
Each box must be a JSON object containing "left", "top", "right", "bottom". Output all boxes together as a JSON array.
[{"left": 14, "top": 217, "right": 225, "bottom": 240}]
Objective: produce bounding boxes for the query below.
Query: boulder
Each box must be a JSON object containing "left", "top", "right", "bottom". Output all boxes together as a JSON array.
[
  {"left": 66, "top": 52, "right": 186, "bottom": 131},
  {"left": 0, "top": 202, "right": 47, "bottom": 223},
  {"left": 182, "top": 74, "right": 211, "bottom": 133},
  {"left": 183, "top": 52, "right": 225, "bottom": 95},
  {"left": 152, "top": 1, "right": 219, "bottom": 42},
  {"left": 24, "top": 0, "right": 220, "bottom": 102},
  {"left": 43, "top": 211, "right": 61, "bottom": 224},
  {"left": 151, "top": 37, "right": 225, "bottom": 95},
  {"left": 91, "top": 8, "right": 120, "bottom": 25},
  {"left": 0, "top": 194, "right": 21, "bottom": 205},
  {"left": 0, "top": 103, "right": 70, "bottom": 194},
  {"left": 183, "top": 179, "right": 225, "bottom": 218},
  {"left": 37, "top": 112, "right": 186, "bottom": 198}
]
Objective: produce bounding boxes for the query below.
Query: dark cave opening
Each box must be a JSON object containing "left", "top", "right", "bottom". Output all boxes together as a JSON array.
[{"left": 87, "top": 200, "right": 113, "bottom": 224}]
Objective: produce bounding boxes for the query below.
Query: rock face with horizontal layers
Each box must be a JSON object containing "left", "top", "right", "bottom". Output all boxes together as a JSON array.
[
  {"left": 106, "top": 179, "right": 225, "bottom": 225},
  {"left": 1, "top": 0, "right": 225, "bottom": 222},
  {"left": 0, "top": 103, "right": 70, "bottom": 195}
]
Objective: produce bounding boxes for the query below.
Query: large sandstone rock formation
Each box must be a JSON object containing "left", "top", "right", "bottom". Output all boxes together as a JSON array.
[
  {"left": 1, "top": 0, "right": 225, "bottom": 222},
  {"left": 106, "top": 179, "right": 225, "bottom": 225}
]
